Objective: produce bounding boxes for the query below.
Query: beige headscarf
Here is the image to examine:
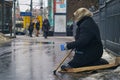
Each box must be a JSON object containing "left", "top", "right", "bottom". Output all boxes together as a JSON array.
[{"left": 73, "top": 8, "right": 93, "bottom": 22}]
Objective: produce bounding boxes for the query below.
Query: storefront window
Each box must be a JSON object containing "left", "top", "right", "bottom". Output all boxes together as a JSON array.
[
  {"left": 0, "top": 1, "right": 13, "bottom": 33},
  {"left": 4, "top": 6, "right": 12, "bottom": 31}
]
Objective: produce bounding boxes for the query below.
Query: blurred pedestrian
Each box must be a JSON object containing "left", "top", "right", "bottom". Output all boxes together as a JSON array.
[
  {"left": 42, "top": 18, "right": 50, "bottom": 39},
  {"left": 35, "top": 21, "right": 40, "bottom": 37},
  {"left": 28, "top": 22, "right": 34, "bottom": 37},
  {"left": 60, "top": 8, "right": 108, "bottom": 70}
]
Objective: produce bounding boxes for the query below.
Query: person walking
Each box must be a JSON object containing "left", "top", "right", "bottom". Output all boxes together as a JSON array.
[
  {"left": 28, "top": 22, "right": 34, "bottom": 37},
  {"left": 35, "top": 21, "right": 40, "bottom": 37},
  {"left": 60, "top": 8, "right": 108, "bottom": 70},
  {"left": 42, "top": 18, "right": 50, "bottom": 39}
]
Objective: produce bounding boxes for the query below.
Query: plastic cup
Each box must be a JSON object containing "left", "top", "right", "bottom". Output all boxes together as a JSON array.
[{"left": 60, "top": 44, "right": 65, "bottom": 51}]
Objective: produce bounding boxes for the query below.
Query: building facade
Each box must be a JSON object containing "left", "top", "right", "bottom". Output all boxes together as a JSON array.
[
  {"left": 67, "top": 0, "right": 99, "bottom": 21},
  {"left": 0, "top": 0, "right": 13, "bottom": 33}
]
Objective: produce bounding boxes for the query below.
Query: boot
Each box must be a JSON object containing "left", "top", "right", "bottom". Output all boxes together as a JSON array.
[{"left": 61, "top": 64, "right": 72, "bottom": 71}]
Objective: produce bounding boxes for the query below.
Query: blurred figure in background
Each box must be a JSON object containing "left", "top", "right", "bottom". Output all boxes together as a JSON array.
[
  {"left": 28, "top": 22, "right": 34, "bottom": 37},
  {"left": 35, "top": 21, "right": 40, "bottom": 37},
  {"left": 42, "top": 18, "right": 50, "bottom": 39}
]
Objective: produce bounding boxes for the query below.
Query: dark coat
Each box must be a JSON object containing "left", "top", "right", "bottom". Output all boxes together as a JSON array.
[
  {"left": 67, "top": 16, "right": 103, "bottom": 68},
  {"left": 42, "top": 19, "right": 50, "bottom": 32},
  {"left": 28, "top": 23, "right": 34, "bottom": 32}
]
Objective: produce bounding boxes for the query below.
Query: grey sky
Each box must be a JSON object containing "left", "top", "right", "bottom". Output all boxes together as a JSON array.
[{"left": 19, "top": 0, "right": 48, "bottom": 11}]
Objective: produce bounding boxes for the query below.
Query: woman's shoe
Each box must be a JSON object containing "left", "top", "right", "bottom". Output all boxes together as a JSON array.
[{"left": 61, "top": 64, "right": 71, "bottom": 71}]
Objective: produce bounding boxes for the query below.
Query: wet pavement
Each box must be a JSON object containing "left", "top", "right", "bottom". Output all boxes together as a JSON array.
[
  {"left": 0, "top": 36, "right": 81, "bottom": 80},
  {"left": 0, "top": 36, "right": 120, "bottom": 80}
]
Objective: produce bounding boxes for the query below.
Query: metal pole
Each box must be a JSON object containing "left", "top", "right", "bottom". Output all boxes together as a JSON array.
[
  {"left": 43, "top": 0, "right": 45, "bottom": 18},
  {"left": 13, "top": 0, "right": 16, "bottom": 38},
  {"left": 30, "top": 0, "right": 33, "bottom": 23},
  {"left": 40, "top": 0, "right": 43, "bottom": 17}
]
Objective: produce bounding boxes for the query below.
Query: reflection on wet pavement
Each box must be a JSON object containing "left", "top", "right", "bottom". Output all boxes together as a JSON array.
[{"left": 0, "top": 37, "right": 93, "bottom": 80}]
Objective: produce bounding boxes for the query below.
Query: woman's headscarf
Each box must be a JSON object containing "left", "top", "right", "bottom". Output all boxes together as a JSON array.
[{"left": 73, "top": 8, "right": 93, "bottom": 22}]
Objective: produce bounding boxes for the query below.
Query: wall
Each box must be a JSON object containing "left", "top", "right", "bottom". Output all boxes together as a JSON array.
[
  {"left": 93, "top": 0, "right": 120, "bottom": 55},
  {"left": 67, "top": 0, "right": 98, "bottom": 21}
]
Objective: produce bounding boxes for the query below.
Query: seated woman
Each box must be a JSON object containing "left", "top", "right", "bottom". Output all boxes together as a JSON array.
[{"left": 61, "top": 8, "right": 108, "bottom": 70}]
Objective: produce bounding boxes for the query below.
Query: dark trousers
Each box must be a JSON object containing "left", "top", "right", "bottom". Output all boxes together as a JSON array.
[
  {"left": 36, "top": 30, "right": 39, "bottom": 37},
  {"left": 29, "top": 30, "right": 33, "bottom": 37},
  {"left": 43, "top": 31, "right": 48, "bottom": 38}
]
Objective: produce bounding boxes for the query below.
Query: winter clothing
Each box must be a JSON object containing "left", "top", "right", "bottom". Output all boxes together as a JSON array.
[
  {"left": 42, "top": 19, "right": 50, "bottom": 38},
  {"left": 66, "top": 16, "right": 103, "bottom": 68},
  {"left": 35, "top": 21, "right": 40, "bottom": 37},
  {"left": 28, "top": 22, "right": 34, "bottom": 37}
]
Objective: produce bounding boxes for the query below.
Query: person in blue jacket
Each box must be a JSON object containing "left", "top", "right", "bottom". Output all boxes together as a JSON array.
[{"left": 61, "top": 8, "right": 108, "bottom": 70}]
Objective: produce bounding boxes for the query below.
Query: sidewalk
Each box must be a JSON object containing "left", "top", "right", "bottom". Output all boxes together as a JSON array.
[
  {"left": 0, "top": 35, "right": 120, "bottom": 80},
  {"left": 12, "top": 36, "right": 120, "bottom": 79},
  {"left": 16, "top": 35, "right": 115, "bottom": 61}
]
